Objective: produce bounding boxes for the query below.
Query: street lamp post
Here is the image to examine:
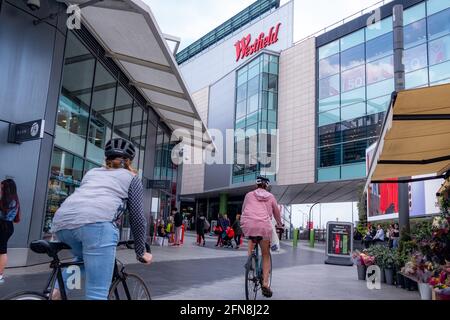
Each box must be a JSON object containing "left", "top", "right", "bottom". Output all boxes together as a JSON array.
[{"left": 308, "top": 202, "right": 320, "bottom": 240}]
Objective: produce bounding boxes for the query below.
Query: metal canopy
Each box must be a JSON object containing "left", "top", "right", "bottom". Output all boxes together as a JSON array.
[
  {"left": 366, "top": 83, "right": 450, "bottom": 187},
  {"left": 60, "top": 0, "right": 212, "bottom": 147}
]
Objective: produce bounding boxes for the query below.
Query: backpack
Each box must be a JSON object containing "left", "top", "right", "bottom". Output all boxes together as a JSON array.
[{"left": 204, "top": 219, "right": 210, "bottom": 231}]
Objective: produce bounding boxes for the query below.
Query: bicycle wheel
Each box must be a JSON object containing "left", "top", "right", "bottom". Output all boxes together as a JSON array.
[
  {"left": 5, "top": 291, "right": 48, "bottom": 300},
  {"left": 245, "top": 255, "right": 259, "bottom": 300},
  {"left": 108, "top": 273, "right": 151, "bottom": 300}
]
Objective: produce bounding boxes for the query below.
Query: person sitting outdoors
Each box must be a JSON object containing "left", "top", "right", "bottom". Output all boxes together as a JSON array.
[{"left": 372, "top": 224, "right": 385, "bottom": 245}]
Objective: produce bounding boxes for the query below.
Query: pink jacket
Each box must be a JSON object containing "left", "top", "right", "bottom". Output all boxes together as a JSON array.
[{"left": 240, "top": 189, "right": 282, "bottom": 240}]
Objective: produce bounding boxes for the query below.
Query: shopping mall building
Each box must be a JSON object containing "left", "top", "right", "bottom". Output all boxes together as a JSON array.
[
  {"left": 0, "top": 0, "right": 209, "bottom": 266},
  {"left": 177, "top": 0, "right": 450, "bottom": 222}
]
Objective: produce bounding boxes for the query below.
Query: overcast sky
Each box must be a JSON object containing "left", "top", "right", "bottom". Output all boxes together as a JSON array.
[
  {"left": 146, "top": 0, "right": 379, "bottom": 225},
  {"left": 146, "top": 0, "right": 382, "bottom": 50}
]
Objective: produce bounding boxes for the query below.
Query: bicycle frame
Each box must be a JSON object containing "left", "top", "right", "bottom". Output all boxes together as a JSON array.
[
  {"left": 110, "top": 259, "right": 133, "bottom": 300},
  {"left": 42, "top": 259, "right": 83, "bottom": 300}
]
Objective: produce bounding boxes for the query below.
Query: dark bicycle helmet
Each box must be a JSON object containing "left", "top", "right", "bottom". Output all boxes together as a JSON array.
[
  {"left": 105, "top": 138, "right": 136, "bottom": 160},
  {"left": 256, "top": 175, "right": 270, "bottom": 186}
]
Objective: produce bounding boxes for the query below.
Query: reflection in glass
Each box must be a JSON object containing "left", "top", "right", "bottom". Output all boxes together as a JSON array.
[
  {"left": 113, "top": 86, "right": 133, "bottom": 139},
  {"left": 366, "top": 55, "right": 394, "bottom": 84},
  {"left": 341, "top": 44, "right": 365, "bottom": 71},
  {"left": 427, "top": 8, "right": 450, "bottom": 40},
  {"left": 404, "top": 19, "right": 427, "bottom": 48},
  {"left": 319, "top": 54, "right": 340, "bottom": 79},
  {"left": 429, "top": 35, "right": 450, "bottom": 66},
  {"left": 404, "top": 44, "right": 428, "bottom": 72},
  {"left": 366, "top": 32, "right": 393, "bottom": 62},
  {"left": 319, "top": 144, "right": 341, "bottom": 167},
  {"left": 87, "top": 62, "right": 116, "bottom": 164},
  {"left": 319, "top": 74, "right": 340, "bottom": 100},
  {"left": 341, "top": 65, "right": 365, "bottom": 92}
]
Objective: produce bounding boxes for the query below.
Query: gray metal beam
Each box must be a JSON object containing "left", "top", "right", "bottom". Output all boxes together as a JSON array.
[
  {"left": 131, "top": 81, "right": 186, "bottom": 99},
  {"left": 106, "top": 51, "right": 173, "bottom": 74}
]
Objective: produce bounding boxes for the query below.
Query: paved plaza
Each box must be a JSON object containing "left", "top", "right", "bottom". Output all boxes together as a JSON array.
[{"left": 0, "top": 232, "right": 419, "bottom": 300}]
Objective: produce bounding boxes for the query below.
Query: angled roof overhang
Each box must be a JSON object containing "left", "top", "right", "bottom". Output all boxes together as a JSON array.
[
  {"left": 59, "top": 0, "right": 212, "bottom": 149},
  {"left": 366, "top": 83, "right": 450, "bottom": 189}
]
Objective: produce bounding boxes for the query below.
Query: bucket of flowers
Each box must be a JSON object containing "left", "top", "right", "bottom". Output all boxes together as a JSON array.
[
  {"left": 352, "top": 250, "right": 375, "bottom": 281},
  {"left": 429, "top": 262, "right": 450, "bottom": 300}
]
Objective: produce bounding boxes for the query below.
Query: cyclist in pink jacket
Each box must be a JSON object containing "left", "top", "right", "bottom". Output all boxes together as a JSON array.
[{"left": 241, "top": 176, "right": 283, "bottom": 297}]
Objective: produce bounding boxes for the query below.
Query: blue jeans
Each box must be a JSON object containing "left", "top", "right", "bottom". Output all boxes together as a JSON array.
[{"left": 56, "top": 222, "right": 119, "bottom": 300}]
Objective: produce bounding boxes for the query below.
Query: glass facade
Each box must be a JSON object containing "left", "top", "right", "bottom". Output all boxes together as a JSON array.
[
  {"left": 233, "top": 53, "right": 279, "bottom": 184},
  {"left": 44, "top": 31, "right": 151, "bottom": 236},
  {"left": 317, "top": 0, "right": 450, "bottom": 181}
]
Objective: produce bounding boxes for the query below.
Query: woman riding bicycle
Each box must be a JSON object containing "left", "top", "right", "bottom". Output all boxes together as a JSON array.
[
  {"left": 241, "top": 176, "right": 282, "bottom": 298},
  {"left": 51, "top": 138, "right": 152, "bottom": 300}
]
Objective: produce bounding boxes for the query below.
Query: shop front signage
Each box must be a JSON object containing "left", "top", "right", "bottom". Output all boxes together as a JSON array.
[
  {"left": 8, "top": 119, "right": 45, "bottom": 144},
  {"left": 234, "top": 22, "right": 282, "bottom": 62},
  {"left": 147, "top": 179, "right": 171, "bottom": 190}
]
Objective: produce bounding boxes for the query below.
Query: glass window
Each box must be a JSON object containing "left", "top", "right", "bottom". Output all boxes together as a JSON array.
[
  {"left": 247, "top": 94, "right": 259, "bottom": 114},
  {"left": 56, "top": 32, "right": 94, "bottom": 157},
  {"left": 428, "top": 8, "right": 450, "bottom": 40},
  {"left": 366, "top": 32, "right": 393, "bottom": 62},
  {"left": 367, "top": 55, "right": 394, "bottom": 84},
  {"left": 269, "top": 59, "right": 279, "bottom": 75},
  {"left": 139, "top": 111, "right": 148, "bottom": 179},
  {"left": 237, "top": 84, "right": 247, "bottom": 102},
  {"left": 404, "top": 44, "right": 428, "bottom": 72},
  {"left": 248, "top": 60, "right": 260, "bottom": 79},
  {"left": 404, "top": 19, "right": 427, "bottom": 48},
  {"left": 343, "top": 140, "right": 367, "bottom": 164},
  {"left": 367, "top": 77, "right": 394, "bottom": 100},
  {"left": 318, "top": 40, "right": 339, "bottom": 60},
  {"left": 341, "top": 44, "right": 365, "bottom": 71},
  {"left": 319, "top": 95, "right": 340, "bottom": 113},
  {"left": 429, "top": 34, "right": 450, "bottom": 66},
  {"left": 44, "top": 149, "right": 84, "bottom": 235},
  {"left": 340, "top": 29, "right": 365, "bottom": 52},
  {"left": 87, "top": 62, "right": 116, "bottom": 164},
  {"left": 318, "top": 167, "right": 340, "bottom": 181},
  {"left": 319, "top": 108, "right": 340, "bottom": 126},
  {"left": 131, "top": 104, "right": 143, "bottom": 171},
  {"left": 341, "top": 117, "right": 366, "bottom": 143},
  {"left": 367, "top": 95, "right": 391, "bottom": 115},
  {"left": 83, "top": 160, "right": 100, "bottom": 175},
  {"left": 319, "top": 123, "right": 341, "bottom": 146},
  {"left": 366, "top": 17, "right": 393, "bottom": 41},
  {"left": 319, "top": 74, "right": 340, "bottom": 100},
  {"left": 406, "top": 68, "right": 429, "bottom": 89},
  {"left": 341, "top": 102, "right": 366, "bottom": 121},
  {"left": 236, "top": 100, "right": 246, "bottom": 119},
  {"left": 247, "top": 75, "right": 259, "bottom": 97},
  {"left": 341, "top": 65, "right": 365, "bottom": 92},
  {"left": 367, "top": 112, "right": 385, "bottom": 138},
  {"left": 262, "top": 73, "right": 278, "bottom": 92},
  {"left": 319, "top": 144, "right": 341, "bottom": 167},
  {"left": 319, "top": 53, "right": 340, "bottom": 79},
  {"left": 341, "top": 163, "right": 366, "bottom": 179},
  {"left": 429, "top": 59, "right": 450, "bottom": 83},
  {"left": 341, "top": 86, "right": 365, "bottom": 107},
  {"left": 427, "top": 0, "right": 450, "bottom": 16},
  {"left": 237, "top": 69, "right": 248, "bottom": 87},
  {"left": 404, "top": 3, "right": 426, "bottom": 25},
  {"left": 113, "top": 86, "right": 133, "bottom": 139}
]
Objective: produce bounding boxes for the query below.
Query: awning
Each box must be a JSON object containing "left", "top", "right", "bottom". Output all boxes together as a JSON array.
[
  {"left": 366, "top": 83, "right": 450, "bottom": 187},
  {"left": 58, "top": 0, "right": 212, "bottom": 148}
]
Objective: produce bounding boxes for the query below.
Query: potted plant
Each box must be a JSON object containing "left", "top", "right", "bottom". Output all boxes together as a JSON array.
[
  {"left": 383, "top": 248, "right": 396, "bottom": 285},
  {"left": 367, "top": 245, "right": 386, "bottom": 283}
]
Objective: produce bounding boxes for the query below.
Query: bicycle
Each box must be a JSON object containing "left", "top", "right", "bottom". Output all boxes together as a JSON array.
[
  {"left": 244, "top": 236, "right": 272, "bottom": 300},
  {"left": 6, "top": 240, "right": 151, "bottom": 300}
]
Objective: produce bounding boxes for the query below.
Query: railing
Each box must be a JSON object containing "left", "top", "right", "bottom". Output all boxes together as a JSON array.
[{"left": 294, "top": 0, "right": 394, "bottom": 45}]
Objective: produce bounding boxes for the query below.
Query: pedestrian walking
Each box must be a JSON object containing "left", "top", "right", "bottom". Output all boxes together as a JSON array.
[
  {"left": 215, "top": 214, "right": 230, "bottom": 247},
  {"left": 232, "top": 214, "right": 243, "bottom": 249},
  {"left": 0, "top": 179, "right": 21, "bottom": 284},
  {"left": 196, "top": 215, "right": 206, "bottom": 246},
  {"left": 173, "top": 207, "right": 183, "bottom": 246}
]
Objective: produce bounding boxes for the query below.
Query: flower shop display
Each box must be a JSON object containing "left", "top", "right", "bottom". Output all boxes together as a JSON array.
[{"left": 352, "top": 250, "right": 375, "bottom": 281}]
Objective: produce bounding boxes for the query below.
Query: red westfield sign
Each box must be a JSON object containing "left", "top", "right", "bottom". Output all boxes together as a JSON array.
[{"left": 234, "top": 23, "right": 282, "bottom": 62}]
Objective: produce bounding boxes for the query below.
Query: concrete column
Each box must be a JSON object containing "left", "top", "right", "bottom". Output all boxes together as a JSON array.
[
  {"left": 219, "top": 193, "right": 228, "bottom": 216},
  {"left": 393, "top": 4, "right": 410, "bottom": 236}
]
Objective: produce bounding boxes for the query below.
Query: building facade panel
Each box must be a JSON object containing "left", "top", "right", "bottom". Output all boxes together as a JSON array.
[
  {"left": 277, "top": 37, "right": 316, "bottom": 186},
  {"left": 179, "top": 1, "right": 294, "bottom": 93}
]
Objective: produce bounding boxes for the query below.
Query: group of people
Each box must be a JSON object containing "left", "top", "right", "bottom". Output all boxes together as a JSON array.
[
  {"left": 155, "top": 207, "right": 184, "bottom": 246},
  {"left": 213, "top": 213, "right": 243, "bottom": 249},
  {"left": 1, "top": 136, "right": 283, "bottom": 299},
  {"left": 361, "top": 223, "right": 400, "bottom": 249}
]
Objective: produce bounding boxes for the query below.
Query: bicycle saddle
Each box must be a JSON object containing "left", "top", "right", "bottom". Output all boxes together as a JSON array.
[
  {"left": 30, "top": 240, "right": 71, "bottom": 258},
  {"left": 248, "top": 236, "right": 263, "bottom": 243}
]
